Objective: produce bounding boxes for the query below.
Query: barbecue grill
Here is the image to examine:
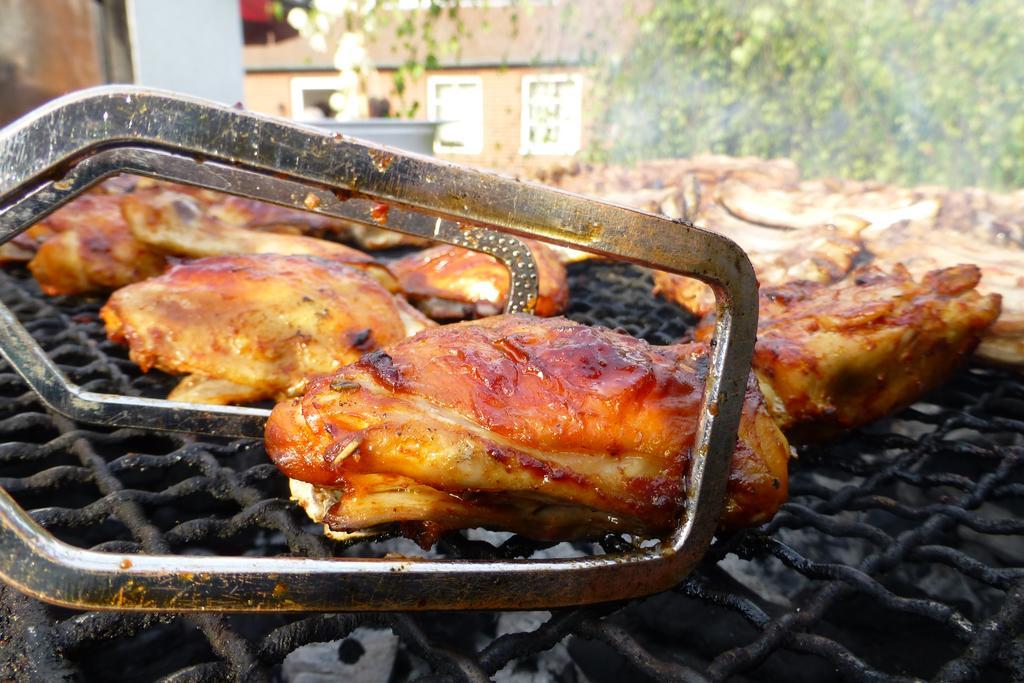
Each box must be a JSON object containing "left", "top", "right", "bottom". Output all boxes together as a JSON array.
[
  {"left": 0, "top": 261, "right": 1021, "bottom": 681},
  {"left": 0, "top": 89, "right": 1022, "bottom": 681}
]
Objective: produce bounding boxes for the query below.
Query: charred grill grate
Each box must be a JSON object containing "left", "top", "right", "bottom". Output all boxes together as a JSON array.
[{"left": 0, "top": 261, "right": 1022, "bottom": 682}]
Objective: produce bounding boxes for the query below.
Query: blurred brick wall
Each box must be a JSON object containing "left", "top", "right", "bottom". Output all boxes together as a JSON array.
[{"left": 244, "top": 65, "right": 589, "bottom": 174}]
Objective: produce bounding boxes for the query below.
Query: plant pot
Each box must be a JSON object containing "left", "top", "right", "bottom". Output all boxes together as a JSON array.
[{"left": 309, "top": 119, "right": 442, "bottom": 156}]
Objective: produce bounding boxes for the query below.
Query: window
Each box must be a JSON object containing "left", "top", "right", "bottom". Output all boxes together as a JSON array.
[
  {"left": 520, "top": 74, "right": 582, "bottom": 156},
  {"left": 427, "top": 76, "right": 484, "bottom": 155},
  {"left": 290, "top": 76, "right": 344, "bottom": 120}
]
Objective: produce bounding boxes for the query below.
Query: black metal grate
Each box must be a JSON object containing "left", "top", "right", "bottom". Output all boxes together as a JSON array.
[{"left": 0, "top": 261, "right": 1021, "bottom": 682}]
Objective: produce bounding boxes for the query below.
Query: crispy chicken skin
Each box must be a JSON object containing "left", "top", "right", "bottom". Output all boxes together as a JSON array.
[
  {"left": 122, "top": 192, "right": 399, "bottom": 292},
  {"left": 36, "top": 192, "right": 129, "bottom": 234},
  {"left": 208, "top": 195, "right": 432, "bottom": 250},
  {"left": 390, "top": 240, "right": 569, "bottom": 319},
  {"left": 1, "top": 182, "right": 158, "bottom": 266},
  {"left": 0, "top": 224, "right": 57, "bottom": 264},
  {"left": 693, "top": 264, "right": 1001, "bottom": 443},
  {"left": 652, "top": 222, "right": 866, "bottom": 318},
  {"left": 859, "top": 220, "right": 1024, "bottom": 368},
  {"left": 208, "top": 194, "right": 350, "bottom": 233},
  {"left": 265, "top": 315, "right": 790, "bottom": 544},
  {"left": 27, "top": 193, "right": 169, "bottom": 296},
  {"left": 101, "top": 254, "right": 433, "bottom": 404}
]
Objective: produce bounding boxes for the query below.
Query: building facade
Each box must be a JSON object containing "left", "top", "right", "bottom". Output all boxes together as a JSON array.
[{"left": 242, "top": 2, "right": 629, "bottom": 173}]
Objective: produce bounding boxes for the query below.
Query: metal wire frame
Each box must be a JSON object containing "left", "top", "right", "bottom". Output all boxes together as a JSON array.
[{"left": 0, "top": 262, "right": 1021, "bottom": 681}]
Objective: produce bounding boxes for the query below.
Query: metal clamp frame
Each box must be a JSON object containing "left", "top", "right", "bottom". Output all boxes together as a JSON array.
[{"left": 0, "top": 86, "right": 758, "bottom": 612}]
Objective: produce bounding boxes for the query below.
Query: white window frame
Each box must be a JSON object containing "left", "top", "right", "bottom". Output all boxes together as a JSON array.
[
  {"left": 519, "top": 73, "right": 583, "bottom": 156},
  {"left": 290, "top": 76, "right": 345, "bottom": 120},
  {"left": 427, "top": 75, "right": 484, "bottom": 155}
]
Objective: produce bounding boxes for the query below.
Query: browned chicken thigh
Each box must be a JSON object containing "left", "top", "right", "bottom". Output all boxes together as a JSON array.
[
  {"left": 2, "top": 180, "right": 164, "bottom": 268},
  {"left": 390, "top": 239, "right": 569, "bottom": 319},
  {"left": 2, "top": 180, "right": 197, "bottom": 267},
  {"left": 690, "top": 264, "right": 1001, "bottom": 443},
  {"left": 27, "top": 192, "right": 169, "bottom": 296},
  {"left": 208, "top": 195, "right": 432, "bottom": 250},
  {"left": 266, "top": 262, "right": 999, "bottom": 545},
  {"left": 101, "top": 254, "right": 432, "bottom": 404},
  {"left": 652, "top": 211, "right": 866, "bottom": 318},
  {"left": 122, "top": 192, "right": 398, "bottom": 291},
  {"left": 265, "top": 315, "right": 791, "bottom": 545}
]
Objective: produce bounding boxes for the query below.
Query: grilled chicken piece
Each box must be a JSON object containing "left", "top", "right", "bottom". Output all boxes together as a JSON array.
[
  {"left": 390, "top": 240, "right": 569, "bottom": 319},
  {"left": 653, "top": 215, "right": 866, "bottom": 318},
  {"left": 208, "top": 195, "right": 432, "bottom": 250},
  {"left": 717, "top": 177, "right": 939, "bottom": 230},
  {"left": 2, "top": 190, "right": 137, "bottom": 266},
  {"left": 265, "top": 315, "right": 790, "bottom": 545},
  {"left": 691, "top": 264, "right": 1001, "bottom": 443},
  {"left": 0, "top": 179, "right": 202, "bottom": 266},
  {"left": 123, "top": 192, "right": 398, "bottom": 292},
  {"left": 27, "top": 193, "right": 169, "bottom": 296},
  {"left": 0, "top": 224, "right": 57, "bottom": 264},
  {"left": 36, "top": 193, "right": 129, "bottom": 234},
  {"left": 655, "top": 173, "right": 1022, "bottom": 369},
  {"left": 101, "top": 254, "right": 433, "bottom": 404},
  {"left": 859, "top": 221, "right": 1024, "bottom": 368},
  {"left": 207, "top": 194, "right": 349, "bottom": 234}
]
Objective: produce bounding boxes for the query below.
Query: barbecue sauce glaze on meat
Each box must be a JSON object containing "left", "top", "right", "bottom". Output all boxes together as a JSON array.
[
  {"left": 692, "top": 264, "right": 1002, "bottom": 443},
  {"left": 101, "top": 254, "right": 433, "bottom": 405},
  {"left": 266, "top": 315, "right": 790, "bottom": 545},
  {"left": 122, "top": 192, "right": 399, "bottom": 292},
  {"left": 28, "top": 192, "right": 169, "bottom": 295},
  {"left": 390, "top": 240, "right": 569, "bottom": 320}
]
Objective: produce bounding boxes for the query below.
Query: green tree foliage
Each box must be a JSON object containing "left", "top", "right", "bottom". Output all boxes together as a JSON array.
[{"left": 590, "top": 0, "right": 1024, "bottom": 188}]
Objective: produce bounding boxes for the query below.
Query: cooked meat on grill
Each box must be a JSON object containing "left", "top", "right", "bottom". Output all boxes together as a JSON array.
[
  {"left": 717, "top": 177, "right": 940, "bottom": 231},
  {"left": 28, "top": 222, "right": 168, "bottom": 297},
  {"left": 653, "top": 216, "right": 866, "bottom": 318},
  {"left": 859, "top": 220, "right": 1023, "bottom": 368},
  {"left": 0, "top": 224, "right": 57, "bottom": 264},
  {"left": 100, "top": 254, "right": 433, "bottom": 404},
  {"left": 0, "top": 179, "right": 212, "bottom": 265},
  {"left": 390, "top": 240, "right": 569, "bottom": 319},
  {"left": 689, "top": 264, "right": 1001, "bottom": 443},
  {"left": 267, "top": 262, "right": 997, "bottom": 544},
  {"left": 206, "top": 195, "right": 432, "bottom": 250},
  {"left": 122, "top": 192, "right": 399, "bottom": 292},
  {"left": 1, "top": 190, "right": 136, "bottom": 266},
  {"left": 265, "top": 314, "right": 791, "bottom": 545},
  {"left": 653, "top": 194, "right": 1020, "bottom": 370},
  {"left": 27, "top": 193, "right": 169, "bottom": 296},
  {"left": 570, "top": 155, "right": 1020, "bottom": 370},
  {"left": 206, "top": 194, "right": 350, "bottom": 233}
]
